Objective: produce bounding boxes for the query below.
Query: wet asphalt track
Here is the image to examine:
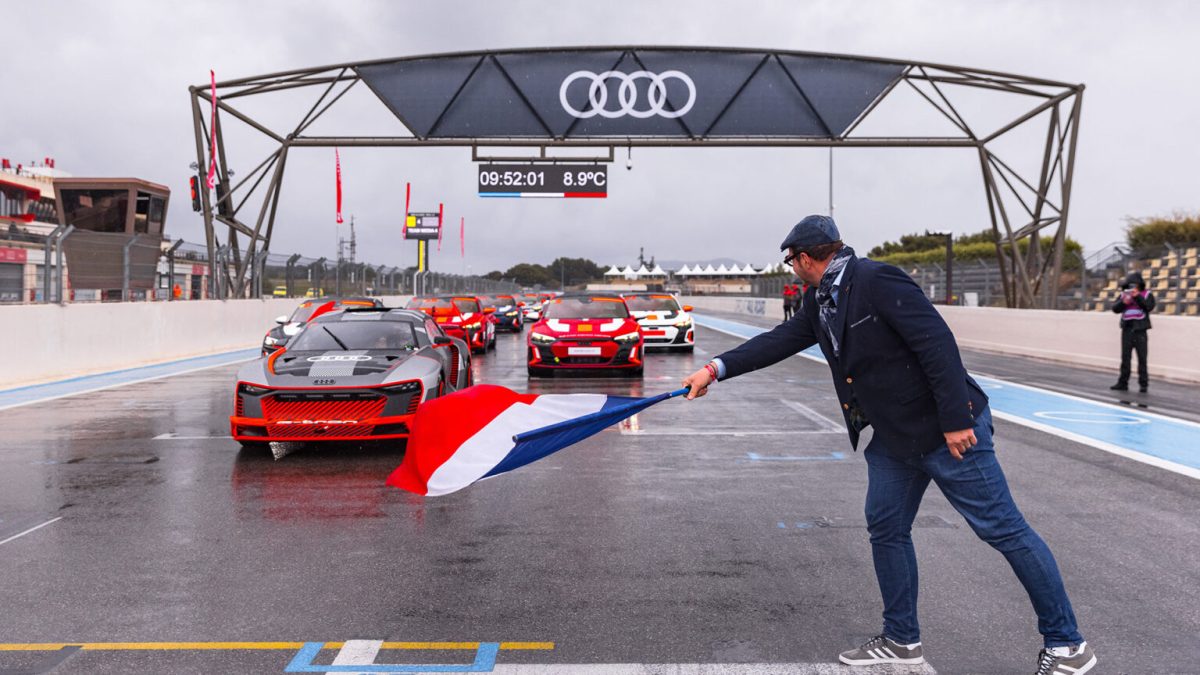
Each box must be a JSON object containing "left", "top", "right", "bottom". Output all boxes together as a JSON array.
[{"left": 0, "top": 325, "right": 1198, "bottom": 674}]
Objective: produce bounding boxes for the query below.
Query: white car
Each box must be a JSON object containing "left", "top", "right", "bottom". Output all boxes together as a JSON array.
[{"left": 621, "top": 292, "right": 695, "bottom": 352}]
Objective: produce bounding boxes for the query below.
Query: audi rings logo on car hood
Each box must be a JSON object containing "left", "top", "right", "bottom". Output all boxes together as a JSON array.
[
  {"left": 560, "top": 70, "right": 696, "bottom": 119},
  {"left": 306, "top": 354, "right": 373, "bottom": 362}
]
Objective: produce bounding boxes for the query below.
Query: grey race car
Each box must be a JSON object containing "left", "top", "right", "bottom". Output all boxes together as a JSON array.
[{"left": 230, "top": 307, "right": 472, "bottom": 450}]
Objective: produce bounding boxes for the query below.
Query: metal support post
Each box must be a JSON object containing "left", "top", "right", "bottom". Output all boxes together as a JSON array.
[
  {"left": 56, "top": 226, "right": 74, "bottom": 304},
  {"left": 285, "top": 253, "right": 301, "bottom": 297},
  {"left": 166, "top": 239, "right": 184, "bottom": 301},
  {"left": 43, "top": 224, "right": 65, "bottom": 303},
  {"left": 123, "top": 235, "right": 140, "bottom": 302}
]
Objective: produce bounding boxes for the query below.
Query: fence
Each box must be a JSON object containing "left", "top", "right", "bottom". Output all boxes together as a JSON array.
[{"left": 0, "top": 233, "right": 519, "bottom": 304}]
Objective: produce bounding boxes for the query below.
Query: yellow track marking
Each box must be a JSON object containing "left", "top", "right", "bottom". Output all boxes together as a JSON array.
[{"left": 0, "top": 641, "right": 554, "bottom": 651}]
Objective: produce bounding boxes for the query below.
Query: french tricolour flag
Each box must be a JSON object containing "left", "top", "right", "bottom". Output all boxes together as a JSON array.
[{"left": 387, "top": 384, "right": 687, "bottom": 496}]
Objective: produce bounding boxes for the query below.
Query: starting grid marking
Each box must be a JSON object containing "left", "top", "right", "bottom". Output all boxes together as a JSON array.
[
  {"left": 694, "top": 314, "right": 1200, "bottom": 480},
  {"left": 0, "top": 642, "right": 937, "bottom": 674}
]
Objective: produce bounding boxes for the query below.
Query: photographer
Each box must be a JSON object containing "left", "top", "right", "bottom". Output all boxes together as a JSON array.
[{"left": 1109, "top": 272, "right": 1156, "bottom": 393}]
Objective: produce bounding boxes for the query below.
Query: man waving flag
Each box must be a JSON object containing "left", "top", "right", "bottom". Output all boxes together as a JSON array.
[{"left": 388, "top": 384, "right": 686, "bottom": 496}]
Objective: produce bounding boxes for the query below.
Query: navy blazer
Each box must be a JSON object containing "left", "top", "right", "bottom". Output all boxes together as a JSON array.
[{"left": 717, "top": 256, "right": 988, "bottom": 459}]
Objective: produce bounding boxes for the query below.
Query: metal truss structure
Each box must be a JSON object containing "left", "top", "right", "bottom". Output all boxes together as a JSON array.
[{"left": 190, "top": 47, "right": 1082, "bottom": 307}]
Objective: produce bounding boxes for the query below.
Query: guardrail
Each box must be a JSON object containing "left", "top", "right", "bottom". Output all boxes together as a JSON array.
[
  {"left": 0, "top": 295, "right": 412, "bottom": 388},
  {"left": 683, "top": 295, "right": 1200, "bottom": 383}
]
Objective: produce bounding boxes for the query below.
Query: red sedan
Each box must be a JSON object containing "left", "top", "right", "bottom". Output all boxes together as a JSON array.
[{"left": 526, "top": 293, "right": 643, "bottom": 377}]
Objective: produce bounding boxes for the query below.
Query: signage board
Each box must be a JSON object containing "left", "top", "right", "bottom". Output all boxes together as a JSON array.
[
  {"left": 478, "top": 164, "right": 607, "bottom": 198},
  {"left": 405, "top": 212, "right": 441, "bottom": 240},
  {"left": 0, "top": 247, "right": 28, "bottom": 264}
]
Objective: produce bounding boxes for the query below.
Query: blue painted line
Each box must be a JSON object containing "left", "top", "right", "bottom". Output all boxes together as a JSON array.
[
  {"left": 747, "top": 451, "right": 846, "bottom": 462},
  {"left": 285, "top": 642, "right": 501, "bottom": 673},
  {"left": 696, "top": 314, "right": 1200, "bottom": 479},
  {"left": 479, "top": 193, "right": 521, "bottom": 198},
  {"left": 0, "top": 348, "right": 260, "bottom": 412}
]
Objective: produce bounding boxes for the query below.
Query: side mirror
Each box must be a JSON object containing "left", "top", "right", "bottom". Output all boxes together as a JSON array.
[
  {"left": 275, "top": 315, "right": 289, "bottom": 325},
  {"left": 682, "top": 305, "right": 693, "bottom": 312},
  {"left": 484, "top": 307, "right": 496, "bottom": 314},
  {"left": 433, "top": 335, "right": 453, "bottom": 346}
]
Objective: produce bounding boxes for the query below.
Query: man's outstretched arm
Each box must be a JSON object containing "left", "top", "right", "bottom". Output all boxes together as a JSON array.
[{"left": 682, "top": 311, "right": 818, "bottom": 399}]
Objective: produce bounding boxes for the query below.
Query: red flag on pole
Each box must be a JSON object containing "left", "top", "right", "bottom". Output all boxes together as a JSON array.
[
  {"left": 437, "top": 203, "right": 444, "bottom": 252},
  {"left": 335, "top": 149, "right": 344, "bottom": 224},
  {"left": 460, "top": 217, "right": 465, "bottom": 257},
  {"left": 206, "top": 70, "right": 218, "bottom": 189},
  {"left": 402, "top": 182, "right": 410, "bottom": 240}
]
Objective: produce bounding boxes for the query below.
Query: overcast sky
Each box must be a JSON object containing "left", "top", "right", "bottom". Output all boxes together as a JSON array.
[{"left": 5, "top": 1, "right": 1196, "bottom": 274}]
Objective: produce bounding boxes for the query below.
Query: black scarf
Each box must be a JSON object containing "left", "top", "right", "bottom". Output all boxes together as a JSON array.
[{"left": 815, "top": 246, "right": 855, "bottom": 358}]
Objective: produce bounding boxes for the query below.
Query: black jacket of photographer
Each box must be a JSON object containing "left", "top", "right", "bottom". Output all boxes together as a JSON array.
[{"left": 1110, "top": 275, "right": 1156, "bottom": 331}]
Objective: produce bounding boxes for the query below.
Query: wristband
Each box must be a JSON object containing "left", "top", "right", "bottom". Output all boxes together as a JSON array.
[{"left": 704, "top": 362, "right": 718, "bottom": 382}]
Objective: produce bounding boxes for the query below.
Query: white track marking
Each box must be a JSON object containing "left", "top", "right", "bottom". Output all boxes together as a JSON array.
[
  {"left": 0, "top": 354, "right": 257, "bottom": 412},
  {"left": 327, "top": 639, "right": 383, "bottom": 675},
  {"left": 779, "top": 399, "right": 845, "bottom": 432},
  {"left": 0, "top": 517, "right": 63, "bottom": 547}
]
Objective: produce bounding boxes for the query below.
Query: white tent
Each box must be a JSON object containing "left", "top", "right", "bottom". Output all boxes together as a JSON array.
[
  {"left": 649, "top": 264, "right": 667, "bottom": 277},
  {"left": 675, "top": 264, "right": 692, "bottom": 276},
  {"left": 620, "top": 265, "right": 637, "bottom": 279},
  {"left": 604, "top": 265, "right": 622, "bottom": 276},
  {"left": 634, "top": 265, "right": 651, "bottom": 277},
  {"left": 702, "top": 264, "right": 717, "bottom": 275},
  {"left": 715, "top": 264, "right": 730, "bottom": 276}
]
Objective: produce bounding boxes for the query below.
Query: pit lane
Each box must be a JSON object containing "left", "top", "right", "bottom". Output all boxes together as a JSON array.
[{"left": 0, "top": 327, "right": 1197, "bottom": 673}]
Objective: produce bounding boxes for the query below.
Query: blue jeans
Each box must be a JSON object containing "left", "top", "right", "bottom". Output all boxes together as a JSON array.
[{"left": 864, "top": 406, "right": 1082, "bottom": 647}]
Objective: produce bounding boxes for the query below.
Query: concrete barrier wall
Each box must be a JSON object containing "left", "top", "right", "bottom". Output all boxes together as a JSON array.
[
  {"left": 684, "top": 296, "right": 1200, "bottom": 383},
  {"left": 0, "top": 296, "right": 411, "bottom": 388}
]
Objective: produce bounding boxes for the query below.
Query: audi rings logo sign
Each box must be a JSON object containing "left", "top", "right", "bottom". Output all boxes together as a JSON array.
[
  {"left": 306, "top": 355, "right": 372, "bottom": 362},
  {"left": 560, "top": 70, "right": 696, "bottom": 119}
]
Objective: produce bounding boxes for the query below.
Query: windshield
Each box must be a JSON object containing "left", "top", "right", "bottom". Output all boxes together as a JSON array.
[
  {"left": 543, "top": 297, "right": 629, "bottom": 319},
  {"left": 452, "top": 298, "right": 481, "bottom": 314},
  {"left": 406, "top": 297, "right": 454, "bottom": 310},
  {"left": 624, "top": 295, "right": 681, "bottom": 312},
  {"left": 480, "top": 295, "right": 516, "bottom": 308},
  {"left": 288, "top": 321, "right": 419, "bottom": 351}
]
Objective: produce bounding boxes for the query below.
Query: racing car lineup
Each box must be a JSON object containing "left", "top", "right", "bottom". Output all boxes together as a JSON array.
[
  {"left": 232, "top": 307, "right": 472, "bottom": 449},
  {"left": 232, "top": 290, "right": 696, "bottom": 451}
]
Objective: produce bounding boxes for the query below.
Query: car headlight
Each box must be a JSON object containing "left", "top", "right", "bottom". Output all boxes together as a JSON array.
[
  {"left": 463, "top": 321, "right": 482, "bottom": 330},
  {"left": 614, "top": 332, "right": 641, "bottom": 343},
  {"left": 505, "top": 311, "right": 518, "bottom": 316},
  {"left": 381, "top": 380, "right": 423, "bottom": 394},
  {"left": 530, "top": 332, "right": 556, "bottom": 345},
  {"left": 238, "top": 383, "right": 271, "bottom": 395},
  {"left": 263, "top": 335, "right": 280, "bottom": 346},
  {"left": 674, "top": 317, "right": 693, "bottom": 328}
]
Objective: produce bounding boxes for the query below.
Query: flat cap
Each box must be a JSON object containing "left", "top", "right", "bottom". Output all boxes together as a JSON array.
[{"left": 780, "top": 214, "right": 841, "bottom": 251}]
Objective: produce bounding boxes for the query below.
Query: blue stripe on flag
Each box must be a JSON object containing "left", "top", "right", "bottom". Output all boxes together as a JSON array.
[{"left": 484, "top": 389, "right": 687, "bottom": 478}]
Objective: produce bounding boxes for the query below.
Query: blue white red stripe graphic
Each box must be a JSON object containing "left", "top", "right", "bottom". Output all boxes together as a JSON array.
[
  {"left": 388, "top": 385, "right": 685, "bottom": 496},
  {"left": 479, "top": 192, "right": 606, "bottom": 199}
]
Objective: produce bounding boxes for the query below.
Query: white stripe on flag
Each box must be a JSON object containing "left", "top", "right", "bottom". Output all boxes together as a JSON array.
[{"left": 424, "top": 394, "right": 609, "bottom": 496}]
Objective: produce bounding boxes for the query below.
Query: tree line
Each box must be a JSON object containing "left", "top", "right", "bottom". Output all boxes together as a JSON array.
[{"left": 483, "top": 257, "right": 605, "bottom": 287}]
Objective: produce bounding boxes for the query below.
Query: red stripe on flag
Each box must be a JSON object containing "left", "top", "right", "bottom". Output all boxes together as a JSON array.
[
  {"left": 386, "top": 385, "right": 538, "bottom": 495},
  {"left": 437, "top": 202, "right": 444, "bottom": 252},
  {"left": 403, "top": 183, "right": 410, "bottom": 240}
]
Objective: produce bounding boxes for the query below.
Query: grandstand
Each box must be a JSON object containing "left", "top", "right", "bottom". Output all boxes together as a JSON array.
[{"left": 1089, "top": 245, "right": 1200, "bottom": 316}]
